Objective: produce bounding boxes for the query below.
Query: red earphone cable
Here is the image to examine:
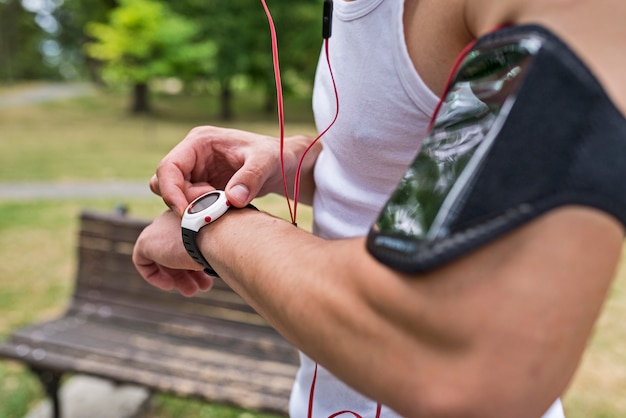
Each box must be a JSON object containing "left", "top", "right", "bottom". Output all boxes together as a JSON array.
[
  {"left": 260, "top": 0, "right": 338, "bottom": 226},
  {"left": 428, "top": 24, "right": 510, "bottom": 131},
  {"left": 259, "top": 0, "right": 292, "bottom": 222},
  {"left": 308, "top": 363, "right": 382, "bottom": 418},
  {"left": 261, "top": 2, "right": 379, "bottom": 417},
  {"left": 427, "top": 38, "right": 477, "bottom": 131},
  {"left": 293, "top": 39, "right": 338, "bottom": 222}
]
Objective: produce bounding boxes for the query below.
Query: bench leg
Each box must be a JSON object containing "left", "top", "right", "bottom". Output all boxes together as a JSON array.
[{"left": 30, "top": 367, "right": 63, "bottom": 418}]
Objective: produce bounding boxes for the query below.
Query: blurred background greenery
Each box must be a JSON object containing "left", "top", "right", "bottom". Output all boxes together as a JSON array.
[
  {"left": 0, "top": 0, "right": 321, "bottom": 117},
  {"left": 1, "top": 1, "right": 320, "bottom": 415},
  {"left": 0, "top": 0, "right": 625, "bottom": 417}
]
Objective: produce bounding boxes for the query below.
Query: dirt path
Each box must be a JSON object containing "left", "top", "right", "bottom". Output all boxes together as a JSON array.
[
  {"left": 0, "top": 82, "right": 93, "bottom": 109},
  {"left": 0, "top": 181, "right": 154, "bottom": 200}
]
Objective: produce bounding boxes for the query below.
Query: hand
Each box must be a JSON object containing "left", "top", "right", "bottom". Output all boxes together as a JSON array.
[
  {"left": 150, "top": 126, "right": 303, "bottom": 216},
  {"left": 132, "top": 210, "right": 213, "bottom": 297}
]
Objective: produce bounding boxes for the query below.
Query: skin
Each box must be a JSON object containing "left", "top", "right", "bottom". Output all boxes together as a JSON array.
[{"left": 133, "top": 0, "right": 626, "bottom": 416}]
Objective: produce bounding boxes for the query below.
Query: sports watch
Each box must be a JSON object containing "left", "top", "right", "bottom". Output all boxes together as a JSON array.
[{"left": 181, "top": 190, "right": 233, "bottom": 277}]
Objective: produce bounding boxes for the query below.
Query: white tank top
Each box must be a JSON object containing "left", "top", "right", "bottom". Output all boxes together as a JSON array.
[
  {"left": 293, "top": 1, "right": 565, "bottom": 417},
  {"left": 311, "top": 0, "right": 437, "bottom": 241}
]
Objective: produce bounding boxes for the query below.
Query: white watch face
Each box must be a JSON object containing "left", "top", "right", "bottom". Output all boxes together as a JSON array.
[{"left": 181, "top": 190, "right": 230, "bottom": 232}]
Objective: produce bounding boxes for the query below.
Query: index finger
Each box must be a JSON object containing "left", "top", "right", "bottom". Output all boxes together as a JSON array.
[{"left": 153, "top": 162, "right": 191, "bottom": 217}]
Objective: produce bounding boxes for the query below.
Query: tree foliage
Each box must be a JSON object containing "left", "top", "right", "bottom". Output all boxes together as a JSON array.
[
  {"left": 0, "top": 0, "right": 59, "bottom": 80},
  {"left": 167, "top": 0, "right": 322, "bottom": 118},
  {"left": 2, "top": 0, "right": 324, "bottom": 118},
  {"left": 84, "top": 0, "right": 214, "bottom": 112},
  {"left": 53, "top": 0, "right": 118, "bottom": 81}
]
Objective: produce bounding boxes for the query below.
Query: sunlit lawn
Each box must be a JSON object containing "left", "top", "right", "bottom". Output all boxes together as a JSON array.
[{"left": 0, "top": 84, "right": 624, "bottom": 417}]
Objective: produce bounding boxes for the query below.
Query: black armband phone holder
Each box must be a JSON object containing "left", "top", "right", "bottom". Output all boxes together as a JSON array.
[{"left": 367, "top": 24, "right": 626, "bottom": 273}]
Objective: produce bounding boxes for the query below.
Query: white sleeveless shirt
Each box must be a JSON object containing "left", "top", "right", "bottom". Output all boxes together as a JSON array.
[{"left": 292, "top": 1, "right": 565, "bottom": 417}]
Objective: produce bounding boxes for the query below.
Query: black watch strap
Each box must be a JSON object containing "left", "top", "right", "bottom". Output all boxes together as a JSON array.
[{"left": 181, "top": 227, "right": 219, "bottom": 277}]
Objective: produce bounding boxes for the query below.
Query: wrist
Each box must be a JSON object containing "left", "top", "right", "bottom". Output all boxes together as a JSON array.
[
  {"left": 181, "top": 190, "right": 258, "bottom": 277},
  {"left": 195, "top": 204, "right": 263, "bottom": 276}
]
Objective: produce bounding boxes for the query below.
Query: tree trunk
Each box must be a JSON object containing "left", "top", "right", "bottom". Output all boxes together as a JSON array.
[
  {"left": 264, "top": 80, "right": 276, "bottom": 114},
  {"left": 0, "top": 0, "right": 21, "bottom": 81},
  {"left": 220, "top": 79, "right": 233, "bottom": 121},
  {"left": 131, "top": 82, "right": 150, "bottom": 114}
]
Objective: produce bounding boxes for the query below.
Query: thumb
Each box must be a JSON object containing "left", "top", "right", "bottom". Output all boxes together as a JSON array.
[
  {"left": 225, "top": 161, "right": 274, "bottom": 207},
  {"left": 226, "top": 183, "right": 253, "bottom": 207},
  {"left": 224, "top": 169, "right": 263, "bottom": 208}
]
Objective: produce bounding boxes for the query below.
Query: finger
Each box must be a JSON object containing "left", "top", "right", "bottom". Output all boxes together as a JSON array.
[
  {"left": 172, "top": 275, "right": 200, "bottom": 297},
  {"left": 155, "top": 163, "right": 192, "bottom": 217},
  {"left": 168, "top": 268, "right": 214, "bottom": 297},
  {"left": 193, "top": 272, "right": 214, "bottom": 292},
  {"left": 135, "top": 257, "right": 210, "bottom": 297},
  {"left": 225, "top": 158, "right": 276, "bottom": 207},
  {"left": 136, "top": 261, "right": 175, "bottom": 291},
  {"left": 226, "top": 183, "right": 252, "bottom": 207},
  {"left": 149, "top": 174, "right": 161, "bottom": 197},
  {"left": 184, "top": 183, "right": 218, "bottom": 202}
]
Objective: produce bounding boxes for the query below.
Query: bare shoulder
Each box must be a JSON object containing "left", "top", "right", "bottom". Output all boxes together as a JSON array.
[
  {"left": 402, "top": 0, "right": 473, "bottom": 96},
  {"left": 464, "top": 0, "right": 626, "bottom": 36},
  {"left": 404, "top": 0, "right": 626, "bottom": 113},
  {"left": 464, "top": 0, "right": 626, "bottom": 113}
]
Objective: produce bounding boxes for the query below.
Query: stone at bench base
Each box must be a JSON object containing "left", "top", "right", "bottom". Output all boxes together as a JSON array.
[{"left": 24, "top": 375, "right": 151, "bottom": 418}]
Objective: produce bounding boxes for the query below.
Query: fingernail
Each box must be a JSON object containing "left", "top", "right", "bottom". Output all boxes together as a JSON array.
[{"left": 229, "top": 184, "right": 250, "bottom": 205}]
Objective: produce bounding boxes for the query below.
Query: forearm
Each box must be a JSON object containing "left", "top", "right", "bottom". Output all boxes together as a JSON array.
[
  {"left": 198, "top": 209, "right": 357, "bottom": 341},
  {"left": 198, "top": 206, "right": 623, "bottom": 417},
  {"left": 199, "top": 209, "right": 432, "bottom": 410}
]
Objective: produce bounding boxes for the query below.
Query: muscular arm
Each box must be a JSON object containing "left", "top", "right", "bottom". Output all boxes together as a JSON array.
[
  {"left": 197, "top": 7, "right": 626, "bottom": 413},
  {"left": 136, "top": 2, "right": 626, "bottom": 416},
  {"left": 198, "top": 206, "right": 622, "bottom": 417}
]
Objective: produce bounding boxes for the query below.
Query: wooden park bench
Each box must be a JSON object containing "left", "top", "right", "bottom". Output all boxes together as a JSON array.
[{"left": 0, "top": 210, "right": 299, "bottom": 418}]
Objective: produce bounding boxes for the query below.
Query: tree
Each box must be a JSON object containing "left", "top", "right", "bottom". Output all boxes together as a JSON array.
[
  {"left": 84, "top": 0, "right": 212, "bottom": 113},
  {"left": 53, "top": 0, "right": 119, "bottom": 83},
  {"left": 0, "top": 0, "right": 59, "bottom": 81},
  {"left": 167, "top": 0, "right": 321, "bottom": 120},
  {"left": 254, "top": 0, "right": 322, "bottom": 113}
]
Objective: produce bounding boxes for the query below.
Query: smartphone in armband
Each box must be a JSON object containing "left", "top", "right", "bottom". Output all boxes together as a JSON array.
[{"left": 367, "top": 24, "right": 626, "bottom": 274}]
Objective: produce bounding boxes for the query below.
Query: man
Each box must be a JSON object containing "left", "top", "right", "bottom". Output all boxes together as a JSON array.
[{"left": 132, "top": 0, "right": 626, "bottom": 416}]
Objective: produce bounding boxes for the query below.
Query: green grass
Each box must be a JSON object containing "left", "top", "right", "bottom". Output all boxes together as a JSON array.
[
  {"left": 562, "top": 255, "right": 626, "bottom": 418},
  {"left": 0, "top": 86, "right": 316, "bottom": 182},
  {"left": 141, "top": 396, "right": 287, "bottom": 418},
  {"left": 0, "top": 84, "right": 625, "bottom": 417}
]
